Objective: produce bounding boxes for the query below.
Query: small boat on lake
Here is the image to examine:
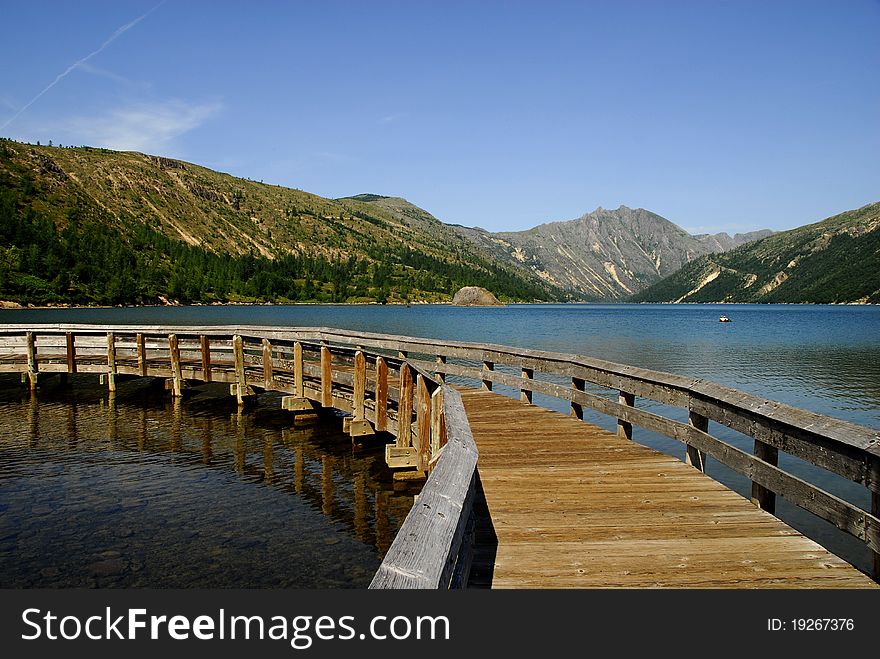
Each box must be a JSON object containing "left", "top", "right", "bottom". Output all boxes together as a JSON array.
[{"left": 719, "top": 315, "right": 731, "bottom": 323}]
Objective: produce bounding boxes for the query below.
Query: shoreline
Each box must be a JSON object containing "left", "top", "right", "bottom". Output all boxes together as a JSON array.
[{"left": 1, "top": 300, "right": 875, "bottom": 311}]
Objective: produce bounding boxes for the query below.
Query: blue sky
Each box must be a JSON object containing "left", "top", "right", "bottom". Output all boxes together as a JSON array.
[{"left": 1, "top": 0, "right": 877, "bottom": 234}]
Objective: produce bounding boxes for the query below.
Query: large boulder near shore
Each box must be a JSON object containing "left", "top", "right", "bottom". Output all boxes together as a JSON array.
[{"left": 451, "top": 286, "right": 504, "bottom": 306}]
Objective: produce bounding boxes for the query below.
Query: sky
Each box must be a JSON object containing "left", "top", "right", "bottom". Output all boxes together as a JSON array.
[{"left": 1, "top": 0, "right": 878, "bottom": 235}]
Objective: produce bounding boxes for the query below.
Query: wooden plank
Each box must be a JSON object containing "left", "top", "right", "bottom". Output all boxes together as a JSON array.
[
  {"left": 321, "top": 346, "right": 332, "bottom": 407},
  {"left": 417, "top": 374, "right": 431, "bottom": 471},
  {"left": 752, "top": 439, "right": 779, "bottom": 514},
  {"left": 686, "top": 411, "right": 708, "bottom": 472},
  {"left": 262, "top": 338, "right": 273, "bottom": 389},
  {"left": 396, "top": 363, "right": 414, "bottom": 447},
  {"left": 376, "top": 356, "right": 388, "bottom": 432},
  {"left": 617, "top": 390, "right": 634, "bottom": 440},
  {"left": 66, "top": 332, "right": 76, "bottom": 374},
  {"left": 200, "top": 335, "right": 212, "bottom": 382}
]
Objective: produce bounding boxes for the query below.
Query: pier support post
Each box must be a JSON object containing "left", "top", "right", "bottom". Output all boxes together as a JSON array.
[
  {"left": 320, "top": 346, "right": 332, "bottom": 407},
  {"left": 262, "top": 338, "right": 274, "bottom": 390},
  {"left": 106, "top": 332, "right": 117, "bottom": 393},
  {"left": 168, "top": 334, "right": 183, "bottom": 397},
  {"left": 520, "top": 367, "right": 533, "bottom": 404},
  {"left": 686, "top": 411, "right": 708, "bottom": 472},
  {"left": 751, "top": 439, "right": 778, "bottom": 514},
  {"left": 293, "top": 341, "right": 304, "bottom": 398},
  {"left": 232, "top": 334, "right": 252, "bottom": 405},
  {"left": 349, "top": 350, "right": 374, "bottom": 438},
  {"left": 25, "top": 331, "right": 38, "bottom": 391},
  {"left": 200, "top": 335, "right": 212, "bottom": 382},
  {"left": 617, "top": 390, "right": 634, "bottom": 440},
  {"left": 375, "top": 356, "right": 388, "bottom": 432},
  {"left": 136, "top": 333, "right": 147, "bottom": 376},
  {"left": 66, "top": 332, "right": 77, "bottom": 375},
  {"left": 570, "top": 377, "right": 585, "bottom": 419},
  {"left": 435, "top": 355, "right": 446, "bottom": 383},
  {"left": 397, "top": 363, "right": 414, "bottom": 447},
  {"left": 481, "top": 360, "right": 493, "bottom": 391},
  {"left": 416, "top": 375, "right": 431, "bottom": 471}
]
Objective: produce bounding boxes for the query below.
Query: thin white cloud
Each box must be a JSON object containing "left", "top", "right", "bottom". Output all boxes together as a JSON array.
[
  {"left": 0, "top": 0, "right": 166, "bottom": 131},
  {"left": 75, "top": 61, "right": 150, "bottom": 90},
  {"left": 62, "top": 99, "right": 222, "bottom": 153}
]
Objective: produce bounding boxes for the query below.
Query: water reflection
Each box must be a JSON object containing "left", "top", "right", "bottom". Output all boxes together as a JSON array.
[{"left": 0, "top": 375, "right": 415, "bottom": 588}]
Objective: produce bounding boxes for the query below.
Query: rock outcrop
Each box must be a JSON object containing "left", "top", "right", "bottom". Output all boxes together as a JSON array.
[{"left": 451, "top": 286, "right": 503, "bottom": 306}]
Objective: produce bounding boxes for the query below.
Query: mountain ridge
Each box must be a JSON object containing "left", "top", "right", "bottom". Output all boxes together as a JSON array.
[{"left": 630, "top": 201, "right": 880, "bottom": 304}]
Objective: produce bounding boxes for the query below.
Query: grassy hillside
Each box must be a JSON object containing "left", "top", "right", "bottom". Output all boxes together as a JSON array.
[
  {"left": 631, "top": 202, "right": 880, "bottom": 304},
  {"left": 0, "top": 139, "right": 562, "bottom": 306}
]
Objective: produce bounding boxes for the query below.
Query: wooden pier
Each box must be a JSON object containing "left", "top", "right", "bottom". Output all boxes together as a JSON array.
[{"left": 1, "top": 324, "right": 878, "bottom": 588}]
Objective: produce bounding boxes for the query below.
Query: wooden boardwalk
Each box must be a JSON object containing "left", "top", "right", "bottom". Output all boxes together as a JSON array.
[{"left": 460, "top": 389, "right": 877, "bottom": 588}]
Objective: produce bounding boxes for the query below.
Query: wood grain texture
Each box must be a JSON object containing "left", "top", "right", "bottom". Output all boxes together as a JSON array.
[{"left": 459, "top": 389, "right": 876, "bottom": 589}]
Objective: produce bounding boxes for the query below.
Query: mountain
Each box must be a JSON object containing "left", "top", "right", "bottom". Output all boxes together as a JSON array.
[
  {"left": 694, "top": 229, "right": 775, "bottom": 252},
  {"left": 0, "top": 139, "right": 561, "bottom": 305},
  {"left": 452, "top": 206, "right": 770, "bottom": 299},
  {"left": 631, "top": 202, "right": 880, "bottom": 304}
]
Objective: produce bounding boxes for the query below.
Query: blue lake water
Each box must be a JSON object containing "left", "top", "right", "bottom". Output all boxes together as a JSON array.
[{"left": 1, "top": 303, "right": 878, "bottom": 579}]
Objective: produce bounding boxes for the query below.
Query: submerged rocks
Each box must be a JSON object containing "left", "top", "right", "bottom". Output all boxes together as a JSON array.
[{"left": 451, "top": 286, "right": 504, "bottom": 306}]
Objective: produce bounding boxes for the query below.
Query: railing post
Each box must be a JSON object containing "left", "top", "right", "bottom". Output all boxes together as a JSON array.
[
  {"left": 430, "top": 387, "right": 443, "bottom": 456},
  {"left": 200, "top": 335, "right": 212, "bottom": 382},
  {"left": 397, "top": 363, "right": 414, "bottom": 447},
  {"left": 232, "top": 334, "right": 246, "bottom": 405},
  {"left": 262, "top": 338, "right": 274, "bottom": 390},
  {"left": 873, "top": 484, "right": 879, "bottom": 582},
  {"left": 686, "top": 411, "right": 708, "bottom": 472},
  {"left": 136, "top": 333, "right": 147, "bottom": 377},
  {"left": 25, "top": 331, "right": 37, "bottom": 390},
  {"left": 416, "top": 375, "right": 431, "bottom": 471},
  {"left": 169, "top": 334, "right": 183, "bottom": 397},
  {"left": 435, "top": 355, "right": 446, "bottom": 383},
  {"left": 571, "top": 377, "right": 585, "bottom": 419},
  {"left": 106, "top": 332, "right": 117, "bottom": 393},
  {"left": 375, "top": 356, "right": 388, "bottom": 432},
  {"left": 320, "top": 346, "right": 332, "bottom": 407},
  {"left": 481, "top": 360, "right": 493, "bottom": 391},
  {"left": 617, "top": 390, "right": 634, "bottom": 440},
  {"left": 293, "top": 341, "right": 304, "bottom": 398},
  {"left": 751, "top": 439, "right": 778, "bottom": 514},
  {"left": 520, "top": 367, "right": 533, "bottom": 404},
  {"left": 65, "top": 332, "right": 76, "bottom": 374},
  {"left": 353, "top": 350, "right": 366, "bottom": 420}
]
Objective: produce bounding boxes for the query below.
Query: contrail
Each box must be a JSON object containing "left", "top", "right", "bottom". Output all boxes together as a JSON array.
[{"left": 0, "top": 0, "right": 167, "bottom": 132}]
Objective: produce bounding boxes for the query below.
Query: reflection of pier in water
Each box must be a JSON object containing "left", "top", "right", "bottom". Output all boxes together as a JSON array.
[{"left": 7, "top": 379, "right": 414, "bottom": 557}]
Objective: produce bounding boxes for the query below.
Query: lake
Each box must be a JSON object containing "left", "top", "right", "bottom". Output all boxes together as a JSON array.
[{"left": 1, "top": 303, "right": 878, "bottom": 581}]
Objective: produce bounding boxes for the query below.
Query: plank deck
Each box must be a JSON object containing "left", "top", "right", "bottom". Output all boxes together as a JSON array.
[{"left": 459, "top": 389, "right": 877, "bottom": 589}]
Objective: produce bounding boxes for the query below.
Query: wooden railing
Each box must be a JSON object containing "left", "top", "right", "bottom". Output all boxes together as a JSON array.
[{"left": 1, "top": 324, "right": 878, "bottom": 583}]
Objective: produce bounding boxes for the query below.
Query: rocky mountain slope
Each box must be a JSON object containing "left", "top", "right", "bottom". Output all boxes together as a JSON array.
[
  {"left": 631, "top": 202, "right": 880, "bottom": 304},
  {"left": 0, "top": 140, "right": 561, "bottom": 305},
  {"left": 452, "top": 206, "right": 770, "bottom": 299}
]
